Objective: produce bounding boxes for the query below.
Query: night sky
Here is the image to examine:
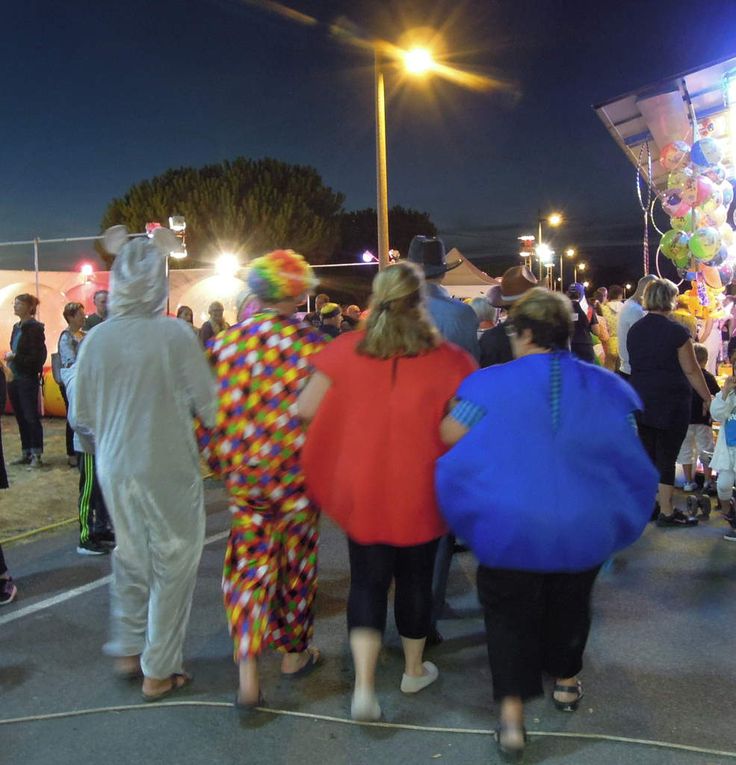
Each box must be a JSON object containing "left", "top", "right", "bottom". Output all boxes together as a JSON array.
[{"left": 4, "top": 0, "right": 736, "bottom": 281}]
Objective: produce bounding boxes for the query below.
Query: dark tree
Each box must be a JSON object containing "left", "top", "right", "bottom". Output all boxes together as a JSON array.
[
  {"left": 336, "top": 206, "right": 438, "bottom": 264},
  {"left": 100, "top": 157, "right": 345, "bottom": 266}
]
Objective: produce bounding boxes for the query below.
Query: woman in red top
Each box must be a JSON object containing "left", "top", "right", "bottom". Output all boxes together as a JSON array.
[{"left": 298, "top": 261, "right": 476, "bottom": 721}]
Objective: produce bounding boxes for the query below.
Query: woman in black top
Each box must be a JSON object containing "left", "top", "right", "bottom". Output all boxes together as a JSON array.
[{"left": 627, "top": 279, "right": 712, "bottom": 526}]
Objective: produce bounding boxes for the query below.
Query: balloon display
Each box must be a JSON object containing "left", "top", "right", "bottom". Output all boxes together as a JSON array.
[
  {"left": 691, "top": 137, "right": 722, "bottom": 168},
  {"left": 660, "top": 140, "right": 690, "bottom": 171},
  {"left": 688, "top": 226, "right": 721, "bottom": 261},
  {"left": 660, "top": 229, "right": 691, "bottom": 261}
]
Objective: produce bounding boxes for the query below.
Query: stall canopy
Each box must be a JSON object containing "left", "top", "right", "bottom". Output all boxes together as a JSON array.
[
  {"left": 442, "top": 248, "right": 498, "bottom": 299},
  {"left": 594, "top": 54, "right": 736, "bottom": 192}
]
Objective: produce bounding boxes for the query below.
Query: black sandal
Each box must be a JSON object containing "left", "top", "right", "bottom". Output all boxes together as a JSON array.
[
  {"left": 494, "top": 721, "right": 527, "bottom": 762},
  {"left": 553, "top": 680, "right": 583, "bottom": 712}
]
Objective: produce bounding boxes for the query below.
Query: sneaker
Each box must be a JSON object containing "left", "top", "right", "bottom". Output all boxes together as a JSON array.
[
  {"left": 724, "top": 529, "right": 736, "bottom": 542},
  {"left": 10, "top": 455, "right": 30, "bottom": 466},
  {"left": 400, "top": 661, "right": 439, "bottom": 694},
  {"left": 27, "top": 455, "right": 43, "bottom": 469},
  {"left": 682, "top": 482, "right": 698, "bottom": 492},
  {"left": 656, "top": 510, "right": 698, "bottom": 527},
  {"left": 0, "top": 577, "right": 18, "bottom": 605},
  {"left": 98, "top": 530, "right": 116, "bottom": 547},
  {"left": 77, "top": 540, "right": 110, "bottom": 556}
]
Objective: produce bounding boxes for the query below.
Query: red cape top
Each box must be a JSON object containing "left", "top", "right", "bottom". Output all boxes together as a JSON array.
[{"left": 302, "top": 331, "right": 477, "bottom": 546}]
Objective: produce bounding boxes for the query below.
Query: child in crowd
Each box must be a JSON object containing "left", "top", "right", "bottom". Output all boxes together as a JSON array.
[
  {"left": 678, "top": 343, "right": 721, "bottom": 493},
  {"left": 708, "top": 349, "right": 736, "bottom": 542}
]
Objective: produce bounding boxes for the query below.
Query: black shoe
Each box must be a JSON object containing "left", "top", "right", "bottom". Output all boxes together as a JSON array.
[
  {"left": 656, "top": 510, "right": 698, "bottom": 527},
  {"left": 425, "top": 627, "right": 444, "bottom": 647},
  {"left": 98, "top": 530, "right": 116, "bottom": 547},
  {"left": 494, "top": 721, "right": 527, "bottom": 762},
  {"left": 650, "top": 502, "right": 661, "bottom": 522},
  {"left": 77, "top": 540, "right": 110, "bottom": 556}
]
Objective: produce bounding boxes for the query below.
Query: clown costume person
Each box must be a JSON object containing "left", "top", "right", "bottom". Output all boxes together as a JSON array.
[
  {"left": 72, "top": 226, "right": 217, "bottom": 701},
  {"left": 198, "top": 249, "right": 326, "bottom": 711}
]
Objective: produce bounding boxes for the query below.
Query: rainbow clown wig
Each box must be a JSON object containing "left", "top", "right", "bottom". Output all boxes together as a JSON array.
[{"left": 247, "top": 249, "right": 317, "bottom": 303}]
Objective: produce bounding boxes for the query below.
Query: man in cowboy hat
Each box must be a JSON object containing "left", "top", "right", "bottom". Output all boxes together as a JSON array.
[
  {"left": 479, "top": 265, "right": 538, "bottom": 368},
  {"left": 407, "top": 235, "right": 479, "bottom": 646},
  {"left": 407, "top": 235, "right": 480, "bottom": 361}
]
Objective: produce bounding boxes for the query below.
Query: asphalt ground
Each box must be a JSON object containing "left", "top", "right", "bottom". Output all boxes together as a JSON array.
[{"left": 1, "top": 481, "right": 736, "bottom": 765}]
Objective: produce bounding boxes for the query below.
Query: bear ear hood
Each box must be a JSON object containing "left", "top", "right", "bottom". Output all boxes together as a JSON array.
[{"left": 105, "top": 226, "right": 179, "bottom": 319}]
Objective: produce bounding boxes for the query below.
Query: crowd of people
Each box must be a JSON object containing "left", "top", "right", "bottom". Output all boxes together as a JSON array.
[{"left": 1, "top": 228, "right": 735, "bottom": 761}]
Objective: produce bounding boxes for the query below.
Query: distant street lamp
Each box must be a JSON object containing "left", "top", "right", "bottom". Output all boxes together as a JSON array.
[
  {"left": 537, "top": 211, "right": 563, "bottom": 284},
  {"left": 624, "top": 282, "right": 632, "bottom": 298},
  {"left": 562, "top": 248, "right": 575, "bottom": 291},
  {"left": 574, "top": 261, "right": 587, "bottom": 283},
  {"left": 215, "top": 252, "right": 240, "bottom": 278}
]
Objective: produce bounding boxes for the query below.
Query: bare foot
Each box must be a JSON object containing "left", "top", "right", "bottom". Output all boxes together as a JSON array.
[
  {"left": 281, "top": 646, "right": 321, "bottom": 675},
  {"left": 114, "top": 655, "right": 142, "bottom": 679}
]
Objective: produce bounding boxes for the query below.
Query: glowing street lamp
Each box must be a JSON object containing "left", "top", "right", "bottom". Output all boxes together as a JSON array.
[
  {"left": 537, "top": 211, "right": 563, "bottom": 285},
  {"left": 624, "top": 282, "right": 633, "bottom": 298},
  {"left": 215, "top": 252, "right": 240, "bottom": 278},
  {"left": 574, "top": 261, "right": 587, "bottom": 282},
  {"left": 362, "top": 250, "right": 379, "bottom": 263},
  {"left": 403, "top": 47, "right": 434, "bottom": 75}
]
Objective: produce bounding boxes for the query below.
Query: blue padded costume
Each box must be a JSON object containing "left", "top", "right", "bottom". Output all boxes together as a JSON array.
[{"left": 436, "top": 352, "right": 659, "bottom": 573}]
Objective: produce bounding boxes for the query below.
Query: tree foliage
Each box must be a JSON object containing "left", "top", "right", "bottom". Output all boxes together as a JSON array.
[
  {"left": 336, "top": 206, "right": 438, "bottom": 263},
  {"left": 100, "top": 157, "right": 345, "bottom": 266}
]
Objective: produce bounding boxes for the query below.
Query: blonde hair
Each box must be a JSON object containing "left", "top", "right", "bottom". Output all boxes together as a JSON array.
[
  {"left": 642, "top": 278, "right": 678, "bottom": 312},
  {"left": 357, "top": 261, "right": 438, "bottom": 359}
]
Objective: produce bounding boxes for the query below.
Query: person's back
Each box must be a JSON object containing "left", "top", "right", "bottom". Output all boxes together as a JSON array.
[{"left": 77, "top": 315, "right": 210, "bottom": 480}]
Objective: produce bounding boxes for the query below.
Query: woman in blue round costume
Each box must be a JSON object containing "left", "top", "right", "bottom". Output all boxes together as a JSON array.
[{"left": 436, "top": 288, "right": 658, "bottom": 762}]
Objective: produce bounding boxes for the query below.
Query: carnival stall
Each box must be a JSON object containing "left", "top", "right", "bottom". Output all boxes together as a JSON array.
[{"left": 595, "top": 55, "right": 736, "bottom": 333}]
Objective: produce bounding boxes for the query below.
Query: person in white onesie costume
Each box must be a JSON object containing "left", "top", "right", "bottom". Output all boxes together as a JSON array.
[{"left": 72, "top": 225, "right": 217, "bottom": 701}]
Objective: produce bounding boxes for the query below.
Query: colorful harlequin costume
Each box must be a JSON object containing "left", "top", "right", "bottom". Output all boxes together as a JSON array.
[{"left": 198, "top": 250, "right": 325, "bottom": 662}]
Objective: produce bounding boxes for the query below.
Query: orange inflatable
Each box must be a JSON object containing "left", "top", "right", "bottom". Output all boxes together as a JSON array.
[{"left": 42, "top": 367, "right": 67, "bottom": 417}]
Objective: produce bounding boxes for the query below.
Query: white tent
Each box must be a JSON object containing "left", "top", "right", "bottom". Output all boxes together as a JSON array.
[{"left": 442, "top": 248, "right": 498, "bottom": 299}]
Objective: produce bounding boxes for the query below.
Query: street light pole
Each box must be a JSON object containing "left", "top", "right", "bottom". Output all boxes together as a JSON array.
[{"left": 374, "top": 49, "right": 390, "bottom": 271}]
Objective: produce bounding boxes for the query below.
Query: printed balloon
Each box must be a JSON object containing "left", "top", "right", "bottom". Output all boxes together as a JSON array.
[
  {"left": 720, "top": 180, "right": 734, "bottom": 208},
  {"left": 705, "top": 246, "right": 729, "bottom": 267},
  {"left": 660, "top": 140, "right": 690, "bottom": 171},
  {"left": 671, "top": 209, "right": 702, "bottom": 231},
  {"left": 719, "top": 264, "right": 734, "bottom": 285},
  {"left": 682, "top": 175, "right": 715, "bottom": 207},
  {"left": 667, "top": 167, "right": 693, "bottom": 189},
  {"left": 705, "top": 164, "right": 727, "bottom": 184},
  {"left": 688, "top": 226, "right": 722, "bottom": 261},
  {"left": 660, "top": 189, "right": 690, "bottom": 218},
  {"left": 719, "top": 223, "right": 734, "bottom": 246},
  {"left": 691, "top": 137, "right": 722, "bottom": 168},
  {"left": 660, "top": 229, "right": 691, "bottom": 262}
]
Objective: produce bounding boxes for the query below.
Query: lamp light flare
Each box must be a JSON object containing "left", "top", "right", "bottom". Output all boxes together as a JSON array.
[
  {"left": 565, "top": 248, "right": 575, "bottom": 258},
  {"left": 362, "top": 250, "right": 378, "bottom": 263},
  {"left": 404, "top": 46, "right": 434, "bottom": 75},
  {"left": 215, "top": 252, "right": 240, "bottom": 277},
  {"left": 548, "top": 213, "right": 563, "bottom": 227},
  {"left": 80, "top": 263, "right": 94, "bottom": 277}
]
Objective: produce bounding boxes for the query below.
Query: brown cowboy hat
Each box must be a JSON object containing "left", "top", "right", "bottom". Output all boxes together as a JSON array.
[
  {"left": 488, "top": 265, "right": 538, "bottom": 307},
  {"left": 407, "top": 235, "right": 462, "bottom": 278}
]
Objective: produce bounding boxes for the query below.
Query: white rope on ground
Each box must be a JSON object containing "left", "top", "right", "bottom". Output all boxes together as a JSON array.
[
  {"left": 0, "top": 529, "right": 231, "bottom": 628},
  {"left": 0, "top": 701, "right": 735, "bottom": 759}
]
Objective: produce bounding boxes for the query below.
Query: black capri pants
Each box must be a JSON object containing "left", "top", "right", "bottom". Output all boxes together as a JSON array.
[
  {"left": 636, "top": 420, "right": 688, "bottom": 486},
  {"left": 347, "top": 537, "right": 440, "bottom": 639},
  {"left": 477, "top": 564, "right": 600, "bottom": 701}
]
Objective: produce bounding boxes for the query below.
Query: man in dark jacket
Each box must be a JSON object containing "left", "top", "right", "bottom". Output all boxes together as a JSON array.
[
  {"left": 6, "top": 293, "right": 47, "bottom": 467},
  {"left": 479, "top": 266, "right": 538, "bottom": 367}
]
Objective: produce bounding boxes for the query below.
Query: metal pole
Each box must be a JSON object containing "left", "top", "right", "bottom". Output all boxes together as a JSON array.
[
  {"left": 33, "top": 238, "right": 40, "bottom": 316},
  {"left": 558, "top": 253, "right": 563, "bottom": 292},
  {"left": 537, "top": 213, "right": 543, "bottom": 281},
  {"left": 375, "top": 49, "right": 390, "bottom": 271}
]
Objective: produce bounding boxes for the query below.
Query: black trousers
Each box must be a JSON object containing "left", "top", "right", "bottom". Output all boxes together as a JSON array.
[
  {"left": 0, "top": 373, "right": 8, "bottom": 489},
  {"left": 477, "top": 564, "right": 600, "bottom": 701},
  {"left": 637, "top": 420, "right": 688, "bottom": 486},
  {"left": 58, "top": 384, "right": 75, "bottom": 457},
  {"left": 347, "top": 537, "right": 440, "bottom": 639},
  {"left": 7, "top": 377, "right": 43, "bottom": 455},
  {"left": 0, "top": 542, "right": 6, "bottom": 576},
  {"left": 77, "top": 452, "right": 111, "bottom": 543}
]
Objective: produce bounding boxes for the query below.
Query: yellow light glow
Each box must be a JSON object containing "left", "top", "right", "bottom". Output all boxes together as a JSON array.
[
  {"left": 548, "top": 213, "right": 563, "bottom": 227},
  {"left": 565, "top": 248, "right": 575, "bottom": 258},
  {"left": 215, "top": 253, "right": 240, "bottom": 277},
  {"left": 404, "top": 47, "right": 434, "bottom": 75},
  {"left": 579, "top": 263, "right": 587, "bottom": 272}
]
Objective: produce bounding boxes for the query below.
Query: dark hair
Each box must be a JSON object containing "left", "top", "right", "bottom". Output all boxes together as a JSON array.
[
  {"left": 508, "top": 288, "right": 573, "bottom": 351},
  {"left": 93, "top": 290, "right": 108, "bottom": 300},
  {"left": 15, "top": 293, "right": 40, "bottom": 314},
  {"left": 63, "top": 301, "right": 84, "bottom": 322},
  {"left": 176, "top": 305, "right": 193, "bottom": 320},
  {"left": 608, "top": 284, "right": 624, "bottom": 300}
]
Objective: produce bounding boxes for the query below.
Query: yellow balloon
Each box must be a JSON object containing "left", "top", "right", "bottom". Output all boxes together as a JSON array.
[{"left": 42, "top": 368, "right": 67, "bottom": 418}]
